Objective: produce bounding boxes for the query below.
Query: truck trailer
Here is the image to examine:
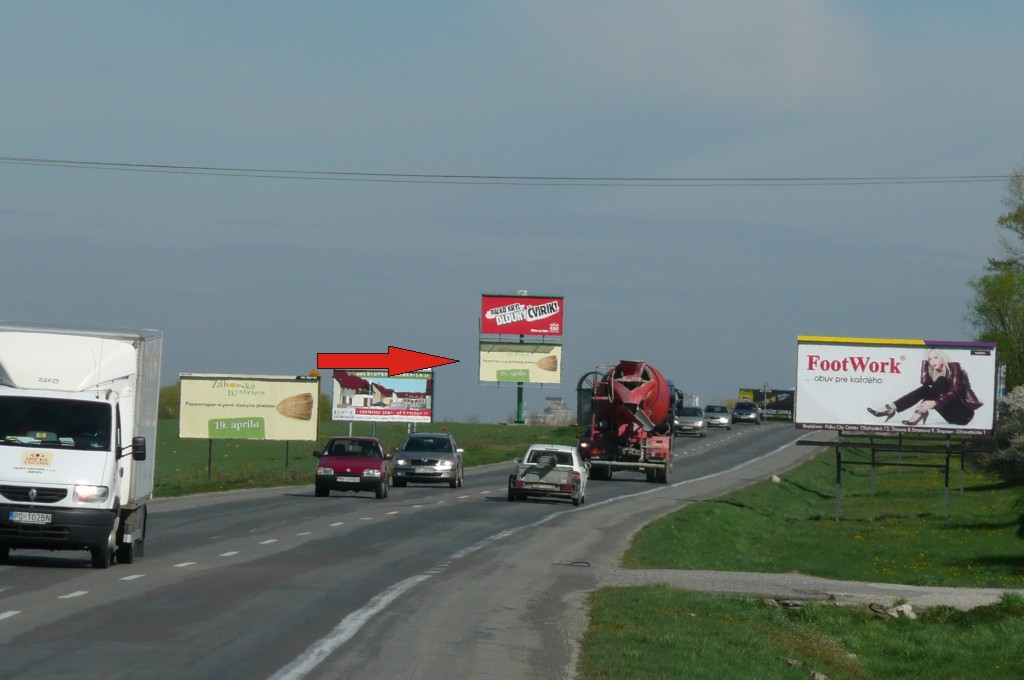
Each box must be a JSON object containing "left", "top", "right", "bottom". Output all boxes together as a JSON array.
[{"left": 0, "top": 323, "right": 162, "bottom": 568}]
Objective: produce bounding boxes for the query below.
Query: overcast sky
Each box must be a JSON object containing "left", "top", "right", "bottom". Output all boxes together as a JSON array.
[{"left": 3, "top": 2, "right": 1022, "bottom": 422}]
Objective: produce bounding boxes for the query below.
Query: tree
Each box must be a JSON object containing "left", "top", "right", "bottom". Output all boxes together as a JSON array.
[
  {"left": 967, "top": 264, "right": 1024, "bottom": 390},
  {"left": 967, "top": 162, "right": 1024, "bottom": 391}
]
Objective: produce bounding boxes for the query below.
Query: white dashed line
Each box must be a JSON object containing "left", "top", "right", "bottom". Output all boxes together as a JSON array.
[
  {"left": 259, "top": 539, "right": 278, "bottom": 545},
  {"left": 386, "top": 511, "right": 399, "bottom": 515},
  {"left": 330, "top": 522, "right": 345, "bottom": 526},
  {"left": 175, "top": 562, "right": 197, "bottom": 568},
  {"left": 359, "top": 517, "right": 372, "bottom": 521},
  {"left": 58, "top": 591, "right": 88, "bottom": 599},
  {"left": 220, "top": 551, "right": 239, "bottom": 557},
  {"left": 458, "top": 495, "right": 470, "bottom": 499},
  {"left": 479, "top": 490, "right": 491, "bottom": 495},
  {"left": 120, "top": 574, "right": 144, "bottom": 581},
  {"left": 296, "top": 532, "right": 312, "bottom": 536},
  {"left": 0, "top": 611, "right": 20, "bottom": 621}
]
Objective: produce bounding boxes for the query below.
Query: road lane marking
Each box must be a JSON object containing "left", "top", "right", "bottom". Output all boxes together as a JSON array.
[
  {"left": 0, "top": 611, "right": 20, "bottom": 621},
  {"left": 386, "top": 511, "right": 399, "bottom": 515},
  {"left": 120, "top": 574, "right": 144, "bottom": 581},
  {"left": 296, "top": 532, "right": 312, "bottom": 536},
  {"left": 266, "top": 574, "right": 431, "bottom": 680},
  {"left": 330, "top": 522, "right": 345, "bottom": 526},
  {"left": 174, "top": 562, "right": 197, "bottom": 568},
  {"left": 220, "top": 551, "right": 239, "bottom": 557},
  {"left": 58, "top": 591, "right": 88, "bottom": 599},
  {"left": 259, "top": 539, "right": 278, "bottom": 545}
]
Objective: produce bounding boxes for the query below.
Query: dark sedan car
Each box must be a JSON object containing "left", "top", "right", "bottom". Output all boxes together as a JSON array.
[
  {"left": 314, "top": 436, "right": 390, "bottom": 499},
  {"left": 392, "top": 432, "right": 464, "bottom": 488},
  {"left": 731, "top": 401, "right": 762, "bottom": 424}
]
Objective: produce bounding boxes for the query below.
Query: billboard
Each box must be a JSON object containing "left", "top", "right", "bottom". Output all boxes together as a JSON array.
[
  {"left": 479, "top": 342, "right": 562, "bottom": 384},
  {"left": 738, "top": 388, "right": 795, "bottom": 421},
  {"left": 480, "top": 294, "right": 563, "bottom": 336},
  {"left": 331, "top": 369, "right": 434, "bottom": 423},
  {"left": 179, "top": 374, "right": 320, "bottom": 441},
  {"left": 795, "top": 337, "right": 997, "bottom": 436}
]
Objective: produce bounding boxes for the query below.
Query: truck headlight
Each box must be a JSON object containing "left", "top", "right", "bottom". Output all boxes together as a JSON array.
[{"left": 73, "top": 485, "right": 109, "bottom": 503}]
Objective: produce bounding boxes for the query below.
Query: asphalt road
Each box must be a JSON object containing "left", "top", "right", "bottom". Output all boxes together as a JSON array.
[{"left": 0, "top": 423, "right": 827, "bottom": 680}]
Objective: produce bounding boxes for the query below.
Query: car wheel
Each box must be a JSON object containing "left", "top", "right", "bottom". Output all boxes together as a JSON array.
[
  {"left": 375, "top": 478, "right": 387, "bottom": 499},
  {"left": 457, "top": 466, "right": 464, "bottom": 488},
  {"left": 507, "top": 486, "right": 516, "bottom": 502},
  {"left": 315, "top": 483, "right": 329, "bottom": 497}
]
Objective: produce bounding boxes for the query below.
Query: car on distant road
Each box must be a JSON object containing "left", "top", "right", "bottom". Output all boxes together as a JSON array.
[
  {"left": 392, "top": 431, "right": 464, "bottom": 488},
  {"left": 732, "top": 401, "right": 762, "bottom": 424},
  {"left": 704, "top": 404, "right": 732, "bottom": 429},
  {"left": 673, "top": 405, "right": 707, "bottom": 437},
  {"left": 508, "top": 444, "right": 589, "bottom": 506},
  {"left": 313, "top": 436, "right": 390, "bottom": 499}
]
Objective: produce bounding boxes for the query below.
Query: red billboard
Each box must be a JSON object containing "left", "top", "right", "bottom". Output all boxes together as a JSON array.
[{"left": 480, "top": 294, "right": 563, "bottom": 336}]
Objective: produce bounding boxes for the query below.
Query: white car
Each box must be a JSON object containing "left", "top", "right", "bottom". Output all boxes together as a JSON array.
[{"left": 507, "top": 444, "right": 589, "bottom": 506}]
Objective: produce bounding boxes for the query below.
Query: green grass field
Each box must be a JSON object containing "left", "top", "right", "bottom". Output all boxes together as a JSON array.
[{"left": 582, "top": 444, "right": 1024, "bottom": 679}]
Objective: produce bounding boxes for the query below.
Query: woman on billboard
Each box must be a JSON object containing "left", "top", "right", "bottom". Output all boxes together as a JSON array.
[{"left": 867, "top": 348, "right": 982, "bottom": 426}]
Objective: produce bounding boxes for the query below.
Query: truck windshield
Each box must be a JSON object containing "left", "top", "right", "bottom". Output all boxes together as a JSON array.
[{"left": 0, "top": 396, "right": 112, "bottom": 451}]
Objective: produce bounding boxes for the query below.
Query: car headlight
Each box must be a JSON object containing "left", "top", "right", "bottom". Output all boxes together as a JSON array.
[
  {"left": 317, "top": 466, "right": 334, "bottom": 475},
  {"left": 363, "top": 469, "right": 381, "bottom": 477},
  {"left": 438, "top": 459, "right": 454, "bottom": 468},
  {"left": 73, "top": 485, "right": 109, "bottom": 503},
  {"left": 395, "top": 457, "right": 407, "bottom": 466}
]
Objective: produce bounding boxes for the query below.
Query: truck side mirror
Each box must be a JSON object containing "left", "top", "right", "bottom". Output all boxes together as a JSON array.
[{"left": 131, "top": 436, "right": 147, "bottom": 461}]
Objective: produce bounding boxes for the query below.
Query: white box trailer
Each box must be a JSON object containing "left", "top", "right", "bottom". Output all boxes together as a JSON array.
[{"left": 0, "top": 323, "right": 162, "bottom": 568}]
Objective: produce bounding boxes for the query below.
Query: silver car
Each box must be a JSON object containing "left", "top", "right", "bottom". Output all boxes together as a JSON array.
[
  {"left": 704, "top": 404, "right": 732, "bottom": 429},
  {"left": 392, "top": 432, "right": 464, "bottom": 488},
  {"left": 673, "top": 406, "right": 707, "bottom": 437}
]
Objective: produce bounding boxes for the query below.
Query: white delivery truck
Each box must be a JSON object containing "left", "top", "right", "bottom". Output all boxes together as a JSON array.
[{"left": 0, "top": 323, "right": 162, "bottom": 568}]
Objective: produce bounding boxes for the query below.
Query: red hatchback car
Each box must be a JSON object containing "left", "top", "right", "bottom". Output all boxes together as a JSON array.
[{"left": 314, "top": 436, "right": 390, "bottom": 499}]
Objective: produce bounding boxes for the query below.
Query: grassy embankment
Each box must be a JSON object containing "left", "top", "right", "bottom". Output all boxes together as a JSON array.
[
  {"left": 579, "top": 440, "right": 1024, "bottom": 680},
  {"left": 153, "top": 423, "right": 1024, "bottom": 678}
]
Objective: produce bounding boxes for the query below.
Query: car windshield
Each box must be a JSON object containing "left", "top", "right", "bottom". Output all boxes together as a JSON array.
[
  {"left": 706, "top": 406, "right": 725, "bottom": 413},
  {"left": 0, "top": 395, "right": 112, "bottom": 451},
  {"left": 528, "top": 450, "right": 574, "bottom": 466},
  {"left": 680, "top": 407, "right": 702, "bottom": 416},
  {"left": 735, "top": 403, "right": 755, "bottom": 410},
  {"left": 403, "top": 436, "right": 452, "bottom": 453},
  {"left": 328, "top": 440, "right": 379, "bottom": 457}
]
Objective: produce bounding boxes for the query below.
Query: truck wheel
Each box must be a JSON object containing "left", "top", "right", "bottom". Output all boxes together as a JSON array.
[
  {"left": 646, "top": 469, "right": 657, "bottom": 483},
  {"left": 116, "top": 540, "right": 136, "bottom": 564},
  {"left": 91, "top": 541, "right": 113, "bottom": 569},
  {"left": 657, "top": 465, "right": 670, "bottom": 484},
  {"left": 572, "top": 494, "right": 581, "bottom": 507}
]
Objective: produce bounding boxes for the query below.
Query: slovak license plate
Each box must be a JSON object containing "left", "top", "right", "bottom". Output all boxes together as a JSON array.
[
  {"left": 414, "top": 467, "right": 434, "bottom": 474},
  {"left": 9, "top": 511, "right": 52, "bottom": 524},
  {"left": 336, "top": 476, "right": 360, "bottom": 483}
]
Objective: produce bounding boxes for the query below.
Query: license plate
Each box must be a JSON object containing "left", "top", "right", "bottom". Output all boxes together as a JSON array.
[
  {"left": 9, "top": 511, "right": 52, "bottom": 524},
  {"left": 529, "top": 483, "right": 555, "bottom": 489},
  {"left": 336, "top": 476, "right": 360, "bottom": 483},
  {"left": 414, "top": 467, "right": 434, "bottom": 474}
]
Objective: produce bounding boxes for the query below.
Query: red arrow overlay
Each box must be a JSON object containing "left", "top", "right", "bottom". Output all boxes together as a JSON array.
[{"left": 317, "top": 346, "right": 459, "bottom": 376}]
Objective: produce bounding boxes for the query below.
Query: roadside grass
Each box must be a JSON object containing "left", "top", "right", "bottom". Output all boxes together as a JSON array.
[
  {"left": 623, "top": 447, "right": 1024, "bottom": 588},
  {"left": 579, "top": 441, "right": 1024, "bottom": 679},
  {"left": 153, "top": 419, "right": 576, "bottom": 497},
  {"left": 578, "top": 586, "right": 1024, "bottom": 680}
]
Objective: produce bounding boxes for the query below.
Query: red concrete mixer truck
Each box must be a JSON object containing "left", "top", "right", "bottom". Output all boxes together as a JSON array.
[{"left": 575, "top": 360, "right": 674, "bottom": 483}]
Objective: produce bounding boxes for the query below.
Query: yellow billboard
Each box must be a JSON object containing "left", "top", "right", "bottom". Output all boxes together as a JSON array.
[
  {"left": 478, "top": 342, "right": 562, "bottom": 384},
  {"left": 179, "top": 373, "right": 320, "bottom": 441}
]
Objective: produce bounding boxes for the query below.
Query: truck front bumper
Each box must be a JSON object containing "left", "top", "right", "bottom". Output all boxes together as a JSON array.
[{"left": 0, "top": 504, "right": 116, "bottom": 551}]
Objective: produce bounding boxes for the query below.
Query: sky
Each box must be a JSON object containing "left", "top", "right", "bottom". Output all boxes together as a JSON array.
[{"left": 3, "top": 2, "right": 1023, "bottom": 423}]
